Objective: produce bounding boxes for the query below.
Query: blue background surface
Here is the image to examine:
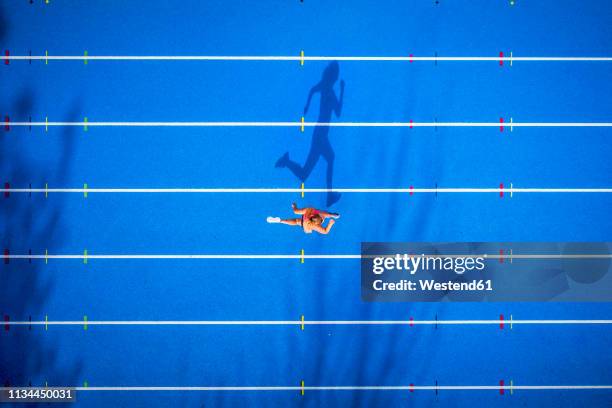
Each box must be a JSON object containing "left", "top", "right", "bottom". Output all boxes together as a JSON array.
[{"left": 1, "top": 1, "right": 611, "bottom": 406}]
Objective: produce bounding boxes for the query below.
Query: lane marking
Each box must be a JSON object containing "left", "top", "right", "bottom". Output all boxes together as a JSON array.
[
  {"left": 0, "top": 385, "right": 610, "bottom": 392},
  {"left": 2, "top": 187, "right": 612, "bottom": 194},
  {"left": 5, "top": 54, "right": 612, "bottom": 62},
  {"left": 8, "top": 120, "right": 612, "bottom": 128},
  {"left": 4, "top": 253, "right": 612, "bottom": 260},
  {"left": 5, "top": 319, "right": 612, "bottom": 326}
]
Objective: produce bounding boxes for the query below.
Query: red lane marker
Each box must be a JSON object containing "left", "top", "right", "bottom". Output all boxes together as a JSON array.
[
  {"left": 3, "top": 248, "right": 8, "bottom": 264},
  {"left": 499, "top": 380, "right": 505, "bottom": 395},
  {"left": 409, "top": 54, "right": 413, "bottom": 63},
  {"left": 499, "top": 183, "right": 504, "bottom": 198},
  {"left": 499, "top": 117, "right": 504, "bottom": 132},
  {"left": 4, "top": 116, "right": 9, "bottom": 131},
  {"left": 409, "top": 185, "right": 414, "bottom": 196},
  {"left": 499, "top": 51, "right": 504, "bottom": 66},
  {"left": 3, "top": 315, "right": 9, "bottom": 331},
  {"left": 4, "top": 50, "right": 9, "bottom": 65},
  {"left": 409, "top": 383, "right": 414, "bottom": 393},
  {"left": 4, "top": 182, "right": 9, "bottom": 198},
  {"left": 409, "top": 119, "right": 413, "bottom": 129},
  {"left": 500, "top": 314, "right": 505, "bottom": 330},
  {"left": 499, "top": 249, "right": 504, "bottom": 263},
  {"left": 409, "top": 316, "right": 414, "bottom": 327}
]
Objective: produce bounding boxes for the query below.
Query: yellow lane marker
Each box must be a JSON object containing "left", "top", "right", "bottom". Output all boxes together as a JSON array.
[
  {"left": 301, "top": 380, "right": 305, "bottom": 395},
  {"left": 83, "top": 183, "right": 88, "bottom": 198},
  {"left": 300, "top": 116, "right": 305, "bottom": 132},
  {"left": 300, "top": 249, "right": 304, "bottom": 264},
  {"left": 83, "top": 315, "right": 88, "bottom": 330},
  {"left": 84, "top": 117, "right": 88, "bottom": 132},
  {"left": 84, "top": 51, "right": 88, "bottom": 65},
  {"left": 300, "top": 50, "right": 304, "bottom": 66},
  {"left": 301, "top": 182, "right": 305, "bottom": 198},
  {"left": 301, "top": 315, "right": 305, "bottom": 330},
  {"left": 83, "top": 249, "right": 88, "bottom": 264}
]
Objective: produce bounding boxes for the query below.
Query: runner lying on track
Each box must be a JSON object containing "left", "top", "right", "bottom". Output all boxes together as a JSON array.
[{"left": 267, "top": 203, "right": 340, "bottom": 235}]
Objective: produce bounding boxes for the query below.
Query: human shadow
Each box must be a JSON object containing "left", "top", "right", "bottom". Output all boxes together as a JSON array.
[
  {"left": 276, "top": 61, "right": 344, "bottom": 207},
  {"left": 0, "top": 2, "right": 82, "bottom": 390}
]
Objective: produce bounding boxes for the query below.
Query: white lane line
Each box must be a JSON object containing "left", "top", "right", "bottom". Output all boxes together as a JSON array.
[
  {"left": 9, "top": 121, "right": 612, "bottom": 128},
  {"left": 5, "top": 319, "right": 612, "bottom": 326},
  {"left": 6, "top": 55, "right": 612, "bottom": 62},
  {"left": 1, "top": 384, "right": 611, "bottom": 391},
  {"left": 5, "top": 254, "right": 612, "bottom": 260},
  {"left": 4, "top": 188, "right": 612, "bottom": 194},
  {"left": 0, "top": 384, "right": 612, "bottom": 392}
]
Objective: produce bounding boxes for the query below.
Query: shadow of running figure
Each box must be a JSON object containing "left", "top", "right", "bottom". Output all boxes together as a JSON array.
[{"left": 276, "top": 61, "right": 345, "bottom": 207}]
